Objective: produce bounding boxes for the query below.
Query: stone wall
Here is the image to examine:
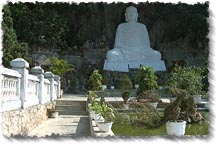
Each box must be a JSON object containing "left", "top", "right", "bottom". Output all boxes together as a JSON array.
[{"left": 1, "top": 102, "right": 53, "bottom": 137}]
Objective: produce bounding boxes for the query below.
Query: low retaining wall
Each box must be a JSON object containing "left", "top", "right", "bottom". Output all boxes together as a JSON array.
[
  {"left": 1, "top": 102, "right": 53, "bottom": 137},
  {"left": 88, "top": 111, "right": 114, "bottom": 137}
]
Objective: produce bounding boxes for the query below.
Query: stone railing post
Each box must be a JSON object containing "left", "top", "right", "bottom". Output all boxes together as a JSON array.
[
  {"left": 44, "top": 72, "right": 55, "bottom": 102},
  {"left": 54, "top": 75, "right": 61, "bottom": 99},
  {"left": 10, "top": 58, "right": 29, "bottom": 109},
  {"left": 30, "top": 66, "right": 44, "bottom": 104},
  {"left": 0, "top": 44, "right": 3, "bottom": 105}
]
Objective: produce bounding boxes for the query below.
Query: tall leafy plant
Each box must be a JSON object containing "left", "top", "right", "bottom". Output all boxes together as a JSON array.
[
  {"left": 118, "top": 74, "right": 133, "bottom": 103},
  {"left": 48, "top": 57, "right": 75, "bottom": 89},
  {"left": 2, "top": 5, "right": 31, "bottom": 67},
  {"left": 137, "top": 66, "right": 158, "bottom": 95},
  {"left": 88, "top": 69, "right": 103, "bottom": 90},
  {"left": 49, "top": 57, "right": 75, "bottom": 77},
  {"left": 168, "top": 65, "right": 202, "bottom": 96}
]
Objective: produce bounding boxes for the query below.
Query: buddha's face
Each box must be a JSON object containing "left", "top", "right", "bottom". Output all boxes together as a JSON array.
[{"left": 125, "top": 7, "right": 138, "bottom": 22}]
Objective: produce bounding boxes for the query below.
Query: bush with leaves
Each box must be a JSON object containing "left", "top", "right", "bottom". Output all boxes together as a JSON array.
[
  {"left": 118, "top": 74, "right": 133, "bottom": 103},
  {"left": 163, "top": 93, "right": 204, "bottom": 123},
  {"left": 48, "top": 57, "right": 75, "bottom": 89},
  {"left": 88, "top": 69, "right": 103, "bottom": 90},
  {"left": 137, "top": 90, "right": 160, "bottom": 102},
  {"left": 137, "top": 66, "right": 158, "bottom": 95},
  {"left": 100, "top": 103, "right": 116, "bottom": 122},
  {"left": 87, "top": 90, "right": 97, "bottom": 103},
  {"left": 49, "top": 57, "right": 75, "bottom": 77},
  {"left": 2, "top": 5, "right": 31, "bottom": 67},
  {"left": 114, "top": 103, "right": 162, "bottom": 128},
  {"left": 168, "top": 64, "right": 202, "bottom": 96}
]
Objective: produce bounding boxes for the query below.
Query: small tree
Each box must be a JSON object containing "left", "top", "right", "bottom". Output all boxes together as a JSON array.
[
  {"left": 49, "top": 57, "right": 75, "bottom": 77},
  {"left": 168, "top": 65, "right": 202, "bottom": 96},
  {"left": 118, "top": 74, "right": 133, "bottom": 103},
  {"left": 137, "top": 66, "right": 158, "bottom": 95},
  {"left": 48, "top": 57, "right": 75, "bottom": 89},
  {"left": 88, "top": 69, "right": 103, "bottom": 90},
  {"left": 2, "top": 5, "right": 31, "bottom": 67},
  {"left": 164, "top": 65, "right": 204, "bottom": 123}
]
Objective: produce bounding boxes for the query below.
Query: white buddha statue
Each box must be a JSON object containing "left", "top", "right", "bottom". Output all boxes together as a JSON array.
[{"left": 103, "top": 6, "right": 166, "bottom": 72}]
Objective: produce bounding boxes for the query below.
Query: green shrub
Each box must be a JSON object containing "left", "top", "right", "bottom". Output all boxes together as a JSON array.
[
  {"left": 168, "top": 65, "right": 202, "bottom": 96},
  {"left": 114, "top": 103, "right": 162, "bottom": 128},
  {"left": 137, "top": 90, "right": 160, "bottom": 102},
  {"left": 137, "top": 66, "right": 158, "bottom": 95},
  {"left": 118, "top": 74, "right": 133, "bottom": 103},
  {"left": 88, "top": 69, "right": 103, "bottom": 90},
  {"left": 118, "top": 74, "right": 133, "bottom": 91},
  {"left": 87, "top": 90, "right": 97, "bottom": 103}
]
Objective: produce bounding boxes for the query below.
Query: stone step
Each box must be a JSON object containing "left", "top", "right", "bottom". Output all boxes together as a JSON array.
[
  {"left": 56, "top": 110, "right": 88, "bottom": 115},
  {"left": 56, "top": 105, "right": 86, "bottom": 111},
  {"left": 56, "top": 100, "right": 86, "bottom": 106}
]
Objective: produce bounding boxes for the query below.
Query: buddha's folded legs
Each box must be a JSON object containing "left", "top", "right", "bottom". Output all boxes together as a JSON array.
[{"left": 106, "top": 49, "right": 124, "bottom": 60}]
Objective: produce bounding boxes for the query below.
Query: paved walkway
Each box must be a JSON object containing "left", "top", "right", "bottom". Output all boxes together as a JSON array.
[
  {"left": 28, "top": 115, "right": 90, "bottom": 137},
  {"left": 28, "top": 94, "right": 90, "bottom": 138}
]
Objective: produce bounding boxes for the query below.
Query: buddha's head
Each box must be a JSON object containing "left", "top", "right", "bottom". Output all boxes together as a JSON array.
[{"left": 125, "top": 6, "right": 138, "bottom": 22}]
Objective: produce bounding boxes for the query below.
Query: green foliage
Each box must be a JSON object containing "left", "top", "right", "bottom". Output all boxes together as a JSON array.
[
  {"left": 168, "top": 65, "right": 202, "bottom": 96},
  {"left": 100, "top": 103, "right": 115, "bottom": 122},
  {"left": 115, "top": 103, "right": 162, "bottom": 128},
  {"left": 118, "top": 74, "right": 133, "bottom": 103},
  {"left": 89, "top": 101, "right": 101, "bottom": 114},
  {"left": 137, "top": 90, "right": 160, "bottom": 102},
  {"left": 87, "top": 90, "right": 97, "bottom": 103},
  {"left": 2, "top": 5, "right": 31, "bottom": 67},
  {"left": 201, "top": 60, "right": 209, "bottom": 91},
  {"left": 164, "top": 94, "right": 204, "bottom": 123},
  {"left": 88, "top": 70, "right": 103, "bottom": 90},
  {"left": 101, "top": 72, "right": 110, "bottom": 86},
  {"left": 48, "top": 57, "right": 75, "bottom": 77},
  {"left": 89, "top": 101, "right": 116, "bottom": 122},
  {"left": 122, "top": 91, "right": 130, "bottom": 104},
  {"left": 137, "top": 66, "right": 158, "bottom": 95},
  {"left": 118, "top": 74, "right": 133, "bottom": 91},
  {"left": 9, "top": 2, "right": 68, "bottom": 52}
]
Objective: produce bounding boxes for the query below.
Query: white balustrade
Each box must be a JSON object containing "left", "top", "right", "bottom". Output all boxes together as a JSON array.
[
  {"left": 25, "top": 74, "right": 40, "bottom": 107},
  {"left": 44, "top": 79, "right": 51, "bottom": 103},
  {"left": 0, "top": 68, "right": 21, "bottom": 112},
  {"left": 0, "top": 58, "right": 61, "bottom": 112}
]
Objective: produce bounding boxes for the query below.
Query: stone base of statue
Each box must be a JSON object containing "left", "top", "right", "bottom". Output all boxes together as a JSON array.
[{"left": 103, "top": 59, "right": 166, "bottom": 72}]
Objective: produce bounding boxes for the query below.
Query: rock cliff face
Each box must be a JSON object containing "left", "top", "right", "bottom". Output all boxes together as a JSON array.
[
  {"left": 12, "top": 2, "right": 208, "bottom": 93},
  {"left": 61, "top": 2, "right": 208, "bottom": 69}
]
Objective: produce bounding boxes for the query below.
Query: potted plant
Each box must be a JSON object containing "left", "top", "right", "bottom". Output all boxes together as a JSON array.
[
  {"left": 97, "top": 103, "right": 115, "bottom": 132},
  {"left": 87, "top": 90, "right": 97, "bottom": 104},
  {"left": 47, "top": 102, "right": 58, "bottom": 118},
  {"left": 88, "top": 69, "right": 103, "bottom": 91},
  {"left": 118, "top": 74, "right": 133, "bottom": 109},
  {"left": 122, "top": 91, "right": 130, "bottom": 109},
  {"left": 168, "top": 65, "right": 203, "bottom": 104},
  {"left": 137, "top": 90, "right": 160, "bottom": 108},
  {"left": 136, "top": 66, "right": 159, "bottom": 108},
  {"left": 163, "top": 89, "right": 187, "bottom": 136},
  {"left": 164, "top": 90, "right": 204, "bottom": 137},
  {"left": 89, "top": 101, "right": 104, "bottom": 122},
  {"left": 136, "top": 66, "right": 158, "bottom": 95},
  {"left": 102, "top": 72, "right": 109, "bottom": 90}
]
